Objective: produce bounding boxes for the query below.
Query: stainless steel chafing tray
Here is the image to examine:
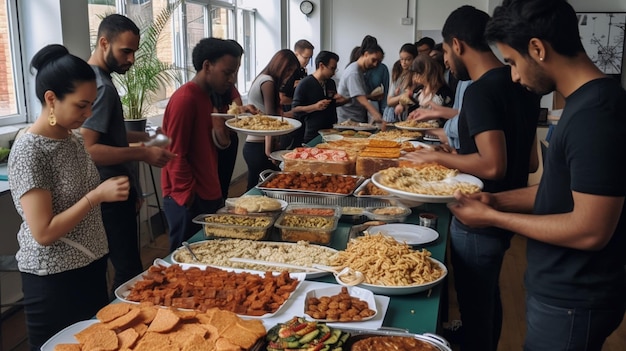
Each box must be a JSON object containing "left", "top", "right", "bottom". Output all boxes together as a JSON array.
[{"left": 256, "top": 170, "right": 365, "bottom": 198}]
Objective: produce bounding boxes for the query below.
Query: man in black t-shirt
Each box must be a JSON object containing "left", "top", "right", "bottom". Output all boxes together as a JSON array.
[
  {"left": 292, "top": 51, "right": 347, "bottom": 144},
  {"left": 279, "top": 39, "right": 314, "bottom": 149},
  {"left": 403, "top": 6, "right": 539, "bottom": 351},
  {"left": 451, "top": 1, "right": 626, "bottom": 350}
]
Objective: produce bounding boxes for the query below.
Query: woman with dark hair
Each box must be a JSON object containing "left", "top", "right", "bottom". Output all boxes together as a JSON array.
[
  {"left": 362, "top": 36, "right": 389, "bottom": 116},
  {"left": 8, "top": 44, "right": 129, "bottom": 350},
  {"left": 243, "top": 49, "right": 300, "bottom": 190},
  {"left": 384, "top": 43, "right": 419, "bottom": 122},
  {"left": 399, "top": 54, "right": 453, "bottom": 122},
  {"left": 337, "top": 38, "right": 385, "bottom": 124}
]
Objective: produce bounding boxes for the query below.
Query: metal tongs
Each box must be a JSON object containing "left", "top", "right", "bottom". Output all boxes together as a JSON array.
[{"left": 182, "top": 241, "right": 200, "bottom": 262}]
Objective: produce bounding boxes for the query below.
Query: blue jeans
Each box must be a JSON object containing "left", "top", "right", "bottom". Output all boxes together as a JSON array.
[
  {"left": 525, "top": 295, "right": 625, "bottom": 351},
  {"left": 450, "top": 218, "right": 513, "bottom": 351},
  {"left": 164, "top": 195, "right": 223, "bottom": 253}
]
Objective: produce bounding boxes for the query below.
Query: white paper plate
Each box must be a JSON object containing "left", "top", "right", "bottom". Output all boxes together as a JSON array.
[
  {"left": 171, "top": 240, "right": 337, "bottom": 279},
  {"left": 365, "top": 223, "right": 439, "bottom": 246},
  {"left": 358, "top": 258, "right": 447, "bottom": 295},
  {"left": 226, "top": 115, "right": 302, "bottom": 136},
  {"left": 41, "top": 320, "right": 99, "bottom": 351},
  {"left": 114, "top": 259, "right": 306, "bottom": 319},
  {"left": 304, "top": 286, "right": 377, "bottom": 322},
  {"left": 371, "top": 172, "right": 483, "bottom": 203}
]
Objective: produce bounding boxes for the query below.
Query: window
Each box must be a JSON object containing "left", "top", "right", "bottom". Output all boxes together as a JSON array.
[
  {"left": 88, "top": 0, "right": 256, "bottom": 104},
  {"left": 0, "top": 0, "right": 26, "bottom": 126}
]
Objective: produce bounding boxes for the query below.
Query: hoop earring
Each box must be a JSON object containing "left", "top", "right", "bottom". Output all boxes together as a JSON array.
[{"left": 48, "top": 108, "right": 56, "bottom": 126}]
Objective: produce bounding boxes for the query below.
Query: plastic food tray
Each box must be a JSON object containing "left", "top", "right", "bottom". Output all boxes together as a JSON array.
[{"left": 192, "top": 213, "right": 274, "bottom": 240}]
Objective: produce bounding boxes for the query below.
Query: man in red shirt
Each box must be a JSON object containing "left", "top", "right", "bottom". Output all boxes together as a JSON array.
[{"left": 161, "top": 38, "right": 243, "bottom": 252}]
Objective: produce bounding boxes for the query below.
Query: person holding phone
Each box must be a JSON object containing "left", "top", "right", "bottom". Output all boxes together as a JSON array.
[{"left": 292, "top": 51, "right": 347, "bottom": 144}]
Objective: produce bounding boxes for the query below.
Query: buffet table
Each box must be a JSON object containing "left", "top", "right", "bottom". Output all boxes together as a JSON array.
[{"left": 183, "top": 188, "right": 451, "bottom": 335}]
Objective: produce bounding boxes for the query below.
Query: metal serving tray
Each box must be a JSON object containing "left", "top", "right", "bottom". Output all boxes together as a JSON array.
[{"left": 256, "top": 171, "right": 365, "bottom": 198}]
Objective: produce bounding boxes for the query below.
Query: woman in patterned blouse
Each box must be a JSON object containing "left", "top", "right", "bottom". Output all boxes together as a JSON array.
[{"left": 8, "top": 44, "right": 130, "bottom": 350}]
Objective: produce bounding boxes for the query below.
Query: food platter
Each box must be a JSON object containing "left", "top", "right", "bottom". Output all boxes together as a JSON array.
[
  {"left": 365, "top": 223, "right": 439, "bottom": 246},
  {"left": 358, "top": 258, "right": 447, "bottom": 295},
  {"left": 371, "top": 172, "right": 483, "bottom": 203},
  {"left": 409, "top": 140, "right": 433, "bottom": 149},
  {"left": 332, "top": 122, "right": 378, "bottom": 131},
  {"left": 226, "top": 115, "right": 302, "bottom": 136},
  {"left": 394, "top": 124, "right": 438, "bottom": 131},
  {"left": 423, "top": 134, "right": 441, "bottom": 142},
  {"left": 269, "top": 149, "right": 292, "bottom": 161},
  {"left": 171, "top": 240, "right": 337, "bottom": 278},
  {"left": 114, "top": 259, "right": 306, "bottom": 319},
  {"left": 303, "top": 286, "right": 378, "bottom": 322},
  {"left": 40, "top": 320, "right": 99, "bottom": 351}
]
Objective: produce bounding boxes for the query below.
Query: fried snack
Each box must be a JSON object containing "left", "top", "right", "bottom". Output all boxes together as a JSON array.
[
  {"left": 97, "top": 303, "right": 131, "bottom": 323},
  {"left": 125, "top": 264, "right": 300, "bottom": 316},
  {"left": 147, "top": 309, "right": 180, "bottom": 333},
  {"left": 305, "top": 287, "right": 376, "bottom": 322},
  {"left": 368, "top": 139, "right": 400, "bottom": 148},
  {"left": 64, "top": 303, "right": 265, "bottom": 351},
  {"left": 331, "top": 233, "right": 444, "bottom": 286},
  {"left": 368, "top": 129, "right": 423, "bottom": 140}
]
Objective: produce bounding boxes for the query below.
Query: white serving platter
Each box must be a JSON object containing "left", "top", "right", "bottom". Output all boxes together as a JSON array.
[
  {"left": 357, "top": 258, "right": 447, "bottom": 295},
  {"left": 365, "top": 223, "right": 439, "bottom": 246},
  {"left": 170, "top": 240, "right": 337, "bottom": 279},
  {"left": 114, "top": 259, "right": 306, "bottom": 319},
  {"left": 226, "top": 115, "right": 302, "bottom": 136},
  {"left": 371, "top": 172, "right": 483, "bottom": 203},
  {"left": 303, "top": 286, "right": 377, "bottom": 322}
]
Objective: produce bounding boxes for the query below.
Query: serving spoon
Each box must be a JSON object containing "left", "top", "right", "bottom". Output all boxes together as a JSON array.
[{"left": 229, "top": 258, "right": 365, "bottom": 286}]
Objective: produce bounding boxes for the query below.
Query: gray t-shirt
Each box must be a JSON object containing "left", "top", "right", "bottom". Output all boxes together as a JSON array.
[
  {"left": 337, "top": 62, "right": 369, "bottom": 123},
  {"left": 82, "top": 66, "right": 136, "bottom": 186},
  {"left": 8, "top": 132, "right": 108, "bottom": 275},
  {"left": 246, "top": 74, "right": 274, "bottom": 142}
]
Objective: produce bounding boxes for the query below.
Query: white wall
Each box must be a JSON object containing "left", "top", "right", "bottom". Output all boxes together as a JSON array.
[{"left": 327, "top": 0, "right": 417, "bottom": 80}]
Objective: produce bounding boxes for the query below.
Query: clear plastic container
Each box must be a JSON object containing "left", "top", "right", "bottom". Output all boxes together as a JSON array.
[
  {"left": 363, "top": 205, "right": 411, "bottom": 223},
  {"left": 192, "top": 213, "right": 274, "bottom": 240},
  {"left": 275, "top": 206, "right": 340, "bottom": 245}
]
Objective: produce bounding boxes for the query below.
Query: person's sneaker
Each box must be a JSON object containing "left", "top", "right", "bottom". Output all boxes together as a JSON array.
[{"left": 442, "top": 320, "right": 463, "bottom": 344}]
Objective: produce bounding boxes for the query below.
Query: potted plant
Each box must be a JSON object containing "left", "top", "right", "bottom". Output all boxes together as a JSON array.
[{"left": 114, "top": 0, "right": 183, "bottom": 132}]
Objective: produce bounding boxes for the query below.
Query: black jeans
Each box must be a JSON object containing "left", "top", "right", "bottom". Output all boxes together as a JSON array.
[
  {"left": 21, "top": 257, "right": 109, "bottom": 351},
  {"left": 164, "top": 194, "right": 223, "bottom": 253},
  {"left": 242, "top": 141, "right": 279, "bottom": 191},
  {"left": 217, "top": 133, "right": 239, "bottom": 200},
  {"left": 101, "top": 190, "right": 143, "bottom": 292}
]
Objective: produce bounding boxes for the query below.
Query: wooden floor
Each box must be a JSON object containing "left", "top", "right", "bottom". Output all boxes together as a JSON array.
[{"left": 2, "top": 176, "right": 625, "bottom": 351}]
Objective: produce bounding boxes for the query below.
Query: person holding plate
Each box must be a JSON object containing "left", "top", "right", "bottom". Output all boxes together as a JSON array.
[
  {"left": 161, "top": 38, "right": 243, "bottom": 252},
  {"left": 402, "top": 6, "right": 540, "bottom": 351}
]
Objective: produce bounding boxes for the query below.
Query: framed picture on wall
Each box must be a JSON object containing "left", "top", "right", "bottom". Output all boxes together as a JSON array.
[{"left": 576, "top": 12, "right": 626, "bottom": 78}]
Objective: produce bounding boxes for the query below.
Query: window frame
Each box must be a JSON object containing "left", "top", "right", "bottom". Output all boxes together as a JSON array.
[{"left": 1, "top": 0, "right": 27, "bottom": 126}]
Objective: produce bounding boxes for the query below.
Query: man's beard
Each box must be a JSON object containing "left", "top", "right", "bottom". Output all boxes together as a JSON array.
[
  {"left": 105, "top": 50, "right": 131, "bottom": 74},
  {"left": 450, "top": 54, "right": 470, "bottom": 81}
]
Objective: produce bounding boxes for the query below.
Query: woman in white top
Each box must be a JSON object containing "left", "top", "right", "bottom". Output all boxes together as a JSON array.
[
  {"left": 384, "top": 43, "right": 419, "bottom": 122},
  {"left": 8, "top": 44, "right": 129, "bottom": 350},
  {"left": 243, "top": 49, "right": 299, "bottom": 190}
]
